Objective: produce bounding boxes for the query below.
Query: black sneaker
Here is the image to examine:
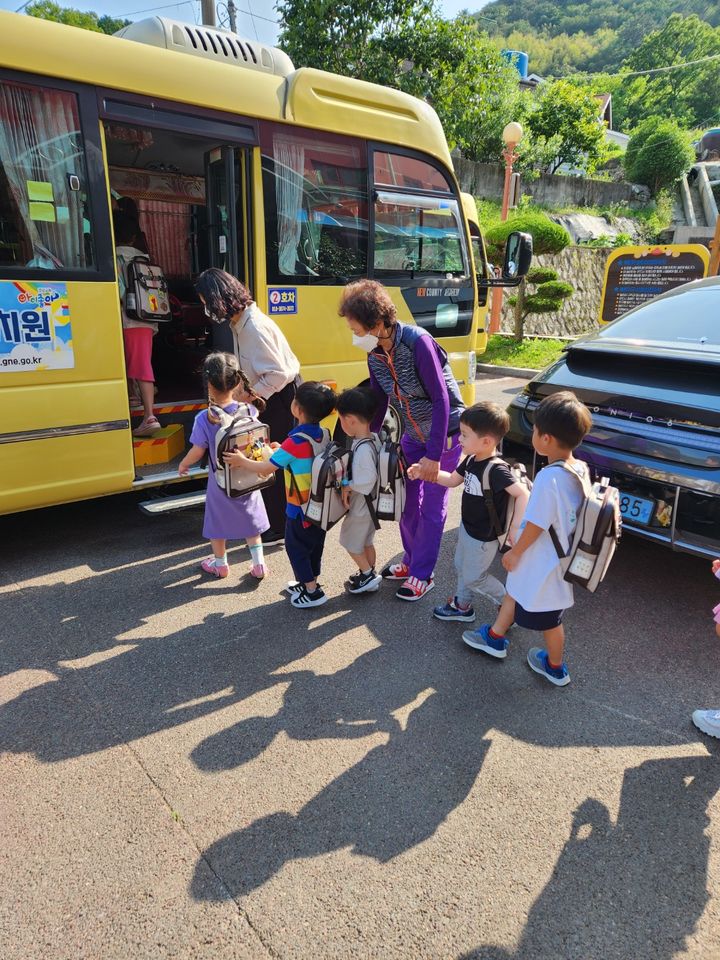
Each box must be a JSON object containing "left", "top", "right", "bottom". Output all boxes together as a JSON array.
[
  {"left": 347, "top": 569, "right": 382, "bottom": 594},
  {"left": 262, "top": 529, "right": 285, "bottom": 545},
  {"left": 290, "top": 586, "right": 328, "bottom": 609},
  {"left": 285, "top": 579, "right": 322, "bottom": 595}
]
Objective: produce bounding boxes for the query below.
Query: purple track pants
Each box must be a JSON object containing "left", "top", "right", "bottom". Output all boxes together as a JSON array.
[{"left": 400, "top": 434, "right": 462, "bottom": 582}]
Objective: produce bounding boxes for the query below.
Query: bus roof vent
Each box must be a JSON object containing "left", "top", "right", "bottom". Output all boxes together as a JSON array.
[{"left": 114, "top": 17, "right": 294, "bottom": 77}]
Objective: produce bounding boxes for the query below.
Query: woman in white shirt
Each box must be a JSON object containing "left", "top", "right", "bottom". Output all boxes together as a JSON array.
[{"left": 195, "top": 268, "right": 301, "bottom": 542}]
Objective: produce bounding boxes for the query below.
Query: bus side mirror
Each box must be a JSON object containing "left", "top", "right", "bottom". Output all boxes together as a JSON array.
[{"left": 502, "top": 231, "right": 533, "bottom": 281}]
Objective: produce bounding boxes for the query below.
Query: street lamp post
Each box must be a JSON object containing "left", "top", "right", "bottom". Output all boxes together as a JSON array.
[{"left": 489, "top": 121, "right": 523, "bottom": 334}]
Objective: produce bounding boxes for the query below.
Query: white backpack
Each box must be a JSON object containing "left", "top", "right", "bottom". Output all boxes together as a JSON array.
[
  {"left": 547, "top": 461, "right": 622, "bottom": 593},
  {"left": 124, "top": 255, "right": 171, "bottom": 323},
  {"left": 212, "top": 404, "right": 275, "bottom": 498},
  {"left": 370, "top": 436, "right": 407, "bottom": 523},
  {"left": 480, "top": 456, "right": 533, "bottom": 553}
]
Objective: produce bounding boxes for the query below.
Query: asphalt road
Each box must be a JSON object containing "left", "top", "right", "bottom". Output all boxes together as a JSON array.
[{"left": 1, "top": 374, "right": 719, "bottom": 959}]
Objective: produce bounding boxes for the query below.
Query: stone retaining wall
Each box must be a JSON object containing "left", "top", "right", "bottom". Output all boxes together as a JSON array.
[
  {"left": 455, "top": 158, "right": 651, "bottom": 209},
  {"left": 498, "top": 245, "right": 608, "bottom": 338}
]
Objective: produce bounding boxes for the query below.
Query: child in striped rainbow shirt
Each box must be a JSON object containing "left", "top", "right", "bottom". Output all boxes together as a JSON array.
[{"left": 225, "top": 381, "right": 337, "bottom": 609}]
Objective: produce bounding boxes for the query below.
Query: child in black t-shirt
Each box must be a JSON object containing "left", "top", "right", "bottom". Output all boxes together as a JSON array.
[{"left": 409, "top": 401, "right": 530, "bottom": 623}]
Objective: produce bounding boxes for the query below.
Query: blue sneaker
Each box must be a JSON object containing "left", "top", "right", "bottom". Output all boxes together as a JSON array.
[
  {"left": 527, "top": 647, "right": 570, "bottom": 687},
  {"left": 461, "top": 623, "right": 508, "bottom": 659},
  {"left": 433, "top": 598, "right": 476, "bottom": 623}
]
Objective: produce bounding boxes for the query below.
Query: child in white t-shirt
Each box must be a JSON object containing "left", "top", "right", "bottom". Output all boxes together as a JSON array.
[{"left": 463, "top": 391, "right": 592, "bottom": 687}]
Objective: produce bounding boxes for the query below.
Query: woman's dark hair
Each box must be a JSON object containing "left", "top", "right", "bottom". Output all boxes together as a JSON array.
[
  {"left": 113, "top": 211, "right": 137, "bottom": 246},
  {"left": 534, "top": 390, "right": 591, "bottom": 450},
  {"left": 295, "top": 381, "right": 337, "bottom": 423},
  {"left": 338, "top": 279, "right": 397, "bottom": 331},
  {"left": 202, "top": 351, "right": 266, "bottom": 413},
  {"left": 460, "top": 401, "right": 510, "bottom": 442},
  {"left": 337, "top": 386, "right": 378, "bottom": 424},
  {"left": 118, "top": 196, "right": 140, "bottom": 220},
  {"left": 195, "top": 269, "right": 253, "bottom": 324}
]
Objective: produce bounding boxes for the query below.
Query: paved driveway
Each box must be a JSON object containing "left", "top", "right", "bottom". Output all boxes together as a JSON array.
[{"left": 1, "top": 375, "right": 718, "bottom": 959}]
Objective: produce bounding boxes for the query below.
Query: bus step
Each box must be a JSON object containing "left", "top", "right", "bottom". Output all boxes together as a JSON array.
[{"left": 139, "top": 491, "right": 206, "bottom": 515}]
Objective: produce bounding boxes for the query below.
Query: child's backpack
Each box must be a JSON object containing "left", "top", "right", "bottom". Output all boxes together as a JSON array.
[
  {"left": 481, "top": 456, "right": 533, "bottom": 553},
  {"left": 211, "top": 404, "right": 275, "bottom": 498},
  {"left": 547, "top": 461, "right": 622, "bottom": 593},
  {"left": 369, "top": 435, "right": 407, "bottom": 523},
  {"left": 124, "top": 256, "right": 172, "bottom": 323}
]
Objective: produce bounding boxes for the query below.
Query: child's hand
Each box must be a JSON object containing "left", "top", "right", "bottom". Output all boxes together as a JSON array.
[
  {"left": 269, "top": 441, "right": 281, "bottom": 450},
  {"left": 223, "top": 449, "right": 252, "bottom": 469},
  {"left": 178, "top": 460, "right": 190, "bottom": 476},
  {"left": 502, "top": 547, "right": 521, "bottom": 572},
  {"left": 341, "top": 486, "right": 352, "bottom": 509},
  {"left": 407, "top": 463, "right": 421, "bottom": 480},
  {"left": 713, "top": 559, "right": 720, "bottom": 575}
]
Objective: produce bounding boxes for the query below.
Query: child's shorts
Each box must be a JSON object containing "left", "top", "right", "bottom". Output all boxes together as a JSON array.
[
  {"left": 123, "top": 327, "right": 155, "bottom": 382},
  {"left": 339, "top": 510, "right": 376, "bottom": 555},
  {"left": 514, "top": 602, "right": 564, "bottom": 631}
]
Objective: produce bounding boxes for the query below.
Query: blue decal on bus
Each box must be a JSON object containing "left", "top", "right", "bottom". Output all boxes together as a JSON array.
[{"left": 268, "top": 287, "right": 298, "bottom": 315}]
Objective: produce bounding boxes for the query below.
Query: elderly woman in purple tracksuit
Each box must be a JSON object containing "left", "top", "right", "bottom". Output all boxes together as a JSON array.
[{"left": 339, "top": 279, "right": 464, "bottom": 602}]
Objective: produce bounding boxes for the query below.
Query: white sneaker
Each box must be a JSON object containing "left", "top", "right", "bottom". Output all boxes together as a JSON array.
[
  {"left": 133, "top": 416, "right": 162, "bottom": 437},
  {"left": 692, "top": 710, "right": 720, "bottom": 739}
]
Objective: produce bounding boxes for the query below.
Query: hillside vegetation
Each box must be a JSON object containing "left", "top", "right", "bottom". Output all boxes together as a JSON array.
[{"left": 477, "top": 0, "right": 720, "bottom": 73}]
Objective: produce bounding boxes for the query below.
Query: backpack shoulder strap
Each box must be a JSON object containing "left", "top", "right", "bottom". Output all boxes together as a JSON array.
[
  {"left": 546, "top": 460, "right": 591, "bottom": 559},
  {"left": 479, "top": 457, "right": 506, "bottom": 540},
  {"left": 348, "top": 437, "right": 381, "bottom": 530}
]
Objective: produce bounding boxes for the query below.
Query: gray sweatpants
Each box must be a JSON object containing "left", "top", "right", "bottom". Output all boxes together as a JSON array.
[{"left": 455, "top": 522, "right": 506, "bottom": 608}]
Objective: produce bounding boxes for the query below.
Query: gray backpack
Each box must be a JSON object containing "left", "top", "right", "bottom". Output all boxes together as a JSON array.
[{"left": 211, "top": 404, "right": 275, "bottom": 498}]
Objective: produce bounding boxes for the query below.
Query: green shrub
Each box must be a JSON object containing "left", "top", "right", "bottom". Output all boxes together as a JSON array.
[
  {"left": 625, "top": 119, "right": 695, "bottom": 195},
  {"left": 526, "top": 267, "right": 557, "bottom": 283},
  {"left": 536, "top": 280, "right": 574, "bottom": 298},
  {"left": 485, "top": 212, "right": 571, "bottom": 259}
]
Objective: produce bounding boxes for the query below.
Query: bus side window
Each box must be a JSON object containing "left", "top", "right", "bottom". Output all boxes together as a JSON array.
[
  {"left": 0, "top": 78, "right": 96, "bottom": 271},
  {"left": 261, "top": 125, "right": 369, "bottom": 284}
]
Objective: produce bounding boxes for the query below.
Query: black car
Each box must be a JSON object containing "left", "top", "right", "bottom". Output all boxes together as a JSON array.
[{"left": 504, "top": 276, "right": 720, "bottom": 558}]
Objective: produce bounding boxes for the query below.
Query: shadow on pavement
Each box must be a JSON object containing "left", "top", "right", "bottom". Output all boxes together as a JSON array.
[
  {"left": 460, "top": 746, "right": 720, "bottom": 960},
  {"left": 1, "top": 494, "right": 717, "bottom": 957}
]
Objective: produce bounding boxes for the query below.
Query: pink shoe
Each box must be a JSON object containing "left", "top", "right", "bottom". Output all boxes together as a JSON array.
[
  {"left": 250, "top": 563, "right": 268, "bottom": 579},
  {"left": 201, "top": 556, "right": 229, "bottom": 578}
]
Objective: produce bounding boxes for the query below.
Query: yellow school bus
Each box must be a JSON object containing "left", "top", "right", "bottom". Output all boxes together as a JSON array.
[{"left": 0, "top": 12, "right": 490, "bottom": 514}]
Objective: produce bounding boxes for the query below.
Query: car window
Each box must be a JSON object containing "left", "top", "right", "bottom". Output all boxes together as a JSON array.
[{"left": 599, "top": 288, "right": 720, "bottom": 348}]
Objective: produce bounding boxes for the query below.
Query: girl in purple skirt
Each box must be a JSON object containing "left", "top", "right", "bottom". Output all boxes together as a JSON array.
[{"left": 179, "top": 352, "right": 270, "bottom": 579}]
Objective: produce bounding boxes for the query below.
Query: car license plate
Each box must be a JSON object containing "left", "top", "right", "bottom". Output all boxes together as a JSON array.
[{"left": 619, "top": 491, "right": 655, "bottom": 525}]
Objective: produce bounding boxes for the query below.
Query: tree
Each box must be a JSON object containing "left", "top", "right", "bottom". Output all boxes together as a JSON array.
[
  {"left": 624, "top": 119, "right": 695, "bottom": 194},
  {"left": 277, "top": 2, "right": 522, "bottom": 163},
  {"left": 524, "top": 79, "right": 610, "bottom": 174},
  {"left": 276, "top": 0, "right": 432, "bottom": 78},
  {"left": 485, "top": 213, "right": 572, "bottom": 341},
  {"left": 26, "top": 1, "right": 129, "bottom": 35}
]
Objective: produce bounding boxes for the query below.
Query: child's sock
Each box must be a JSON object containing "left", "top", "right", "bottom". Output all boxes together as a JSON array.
[
  {"left": 361, "top": 567, "right": 372, "bottom": 575},
  {"left": 248, "top": 543, "right": 264, "bottom": 567},
  {"left": 489, "top": 627, "right": 505, "bottom": 640},
  {"left": 214, "top": 553, "right": 228, "bottom": 567},
  {"left": 548, "top": 658, "right": 563, "bottom": 671}
]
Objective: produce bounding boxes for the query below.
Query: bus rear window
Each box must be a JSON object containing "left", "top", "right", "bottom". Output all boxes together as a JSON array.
[
  {"left": 373, "top": 152, "right": 453, "bottom": 193},
  {"left": 0, "top": 79, "right": 95, "bottom": 272}
]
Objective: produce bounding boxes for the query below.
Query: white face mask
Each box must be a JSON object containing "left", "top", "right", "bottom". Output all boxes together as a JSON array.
[{"left": 352, "top": 332, "right": 379, "bottom": 352}]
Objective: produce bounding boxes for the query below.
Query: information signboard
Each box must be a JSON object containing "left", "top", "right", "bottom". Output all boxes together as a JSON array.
[{"left": 599, "top": 244, "right": 709, "bottom": 324}]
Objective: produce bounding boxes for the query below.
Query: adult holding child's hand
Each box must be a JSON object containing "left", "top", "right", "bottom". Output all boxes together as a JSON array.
[{"left": 339, "top": 280, "right": 464, "bottom": 602}]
